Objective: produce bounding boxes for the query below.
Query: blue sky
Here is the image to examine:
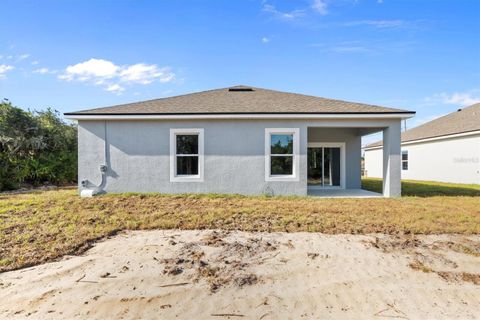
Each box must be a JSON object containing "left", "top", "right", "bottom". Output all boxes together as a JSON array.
[{"left": 0, "top": 0, "right": 479, "bottom": 145}]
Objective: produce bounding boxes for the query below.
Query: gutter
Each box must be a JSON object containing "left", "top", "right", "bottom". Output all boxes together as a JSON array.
[{"left": 65, "top": 112, "right": 416, "bottom": 121}]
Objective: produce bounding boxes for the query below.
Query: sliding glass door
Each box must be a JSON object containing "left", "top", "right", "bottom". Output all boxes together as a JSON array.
[{"left": 308, "top": 144, "right": 342, "bottom": 188}]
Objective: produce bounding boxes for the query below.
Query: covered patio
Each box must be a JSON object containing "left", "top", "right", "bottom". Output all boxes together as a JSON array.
[{"left": 306, "top": 122, "right": 404, "bottom": 198}]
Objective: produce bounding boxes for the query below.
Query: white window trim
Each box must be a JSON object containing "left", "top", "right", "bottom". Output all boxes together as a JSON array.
[
  {"left": 265, "top": 128, "right": 300, "bottom": 182},
  {"left": 170, "top": 128, "right": 204, "bottom": 182},
  {"left": 307, "top": 142, "right": 346, "bottom": 190}
]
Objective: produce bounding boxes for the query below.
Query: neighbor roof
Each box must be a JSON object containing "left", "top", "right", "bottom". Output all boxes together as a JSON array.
[
  {"left": 366, "top": 102, "right": 480, "bottom": 148},
  {"left": 64, "top": 85, "right": 414, "bottom": 116}
]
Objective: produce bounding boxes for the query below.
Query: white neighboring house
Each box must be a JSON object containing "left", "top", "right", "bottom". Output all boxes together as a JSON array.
[{"left": 364, "top": 103, "right": 480, "bottom": 184}]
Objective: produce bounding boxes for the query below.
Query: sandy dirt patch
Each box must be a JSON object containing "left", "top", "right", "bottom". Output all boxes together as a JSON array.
[{"left": 0, "top": 230, "right": 479, "bottom": 319}]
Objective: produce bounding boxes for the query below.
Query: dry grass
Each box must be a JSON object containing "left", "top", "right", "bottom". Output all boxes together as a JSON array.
[
  {"left": 1, "top": 185, "right": 480, "bottom": 272},
  {"left": 409, "top": 260, "right": 434, "bottom": 273}
]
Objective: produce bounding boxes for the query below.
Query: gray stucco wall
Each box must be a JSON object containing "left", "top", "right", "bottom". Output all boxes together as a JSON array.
[{"left": 78, "top": 118, "right": 399, "bottom": 196}]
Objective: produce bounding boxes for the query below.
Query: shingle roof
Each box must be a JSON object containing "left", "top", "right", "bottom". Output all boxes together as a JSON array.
[
  {"left": 366, "top": 103, "right": 480, "bottom": 148},
  {"left": 64, "top": 85, "right": 414, "bottom": 115}
]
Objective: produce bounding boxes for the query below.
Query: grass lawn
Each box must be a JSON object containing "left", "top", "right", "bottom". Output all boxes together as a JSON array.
[
  {"left": 362, "top": 178, "right": 480, "bottom": 197},
  {"left": 1, "top": 179, "right": 479, "bottom": 272}
]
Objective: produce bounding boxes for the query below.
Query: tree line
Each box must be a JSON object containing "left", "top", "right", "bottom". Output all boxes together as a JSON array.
[{"left": 0, "top": 99, "right": 77, "bottom": 191}]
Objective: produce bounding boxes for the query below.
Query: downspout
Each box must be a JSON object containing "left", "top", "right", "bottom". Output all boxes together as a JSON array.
[{"left": 80, "top": 120, "right": 108, "bottom": 197}]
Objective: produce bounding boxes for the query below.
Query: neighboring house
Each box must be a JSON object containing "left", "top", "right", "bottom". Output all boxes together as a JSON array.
[
  {"left": 364, "top": 103, "right": 480, "bottom": 184},
  {"left": 64, "top": 85, "right": 415, "bottom": 197}
]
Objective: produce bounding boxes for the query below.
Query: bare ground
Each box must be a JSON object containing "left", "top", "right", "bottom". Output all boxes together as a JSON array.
[
  {"left": 2, "top": 188, "right": 480, "bottom": 273},
  {"left": 0, "top": 230, "right": 479, "bottom": 320}
]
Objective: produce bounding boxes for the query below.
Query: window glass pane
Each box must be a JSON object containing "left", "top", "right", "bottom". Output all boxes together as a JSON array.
[
  {"left": 176, "top": 135, "right": 198, "bottom": 154},
  {"left": 308, "top": 148, "right": 323, "bottom": 186},
  {"left": 271, "top": 134, "right": 293, "bottom": 154},
  {"left": 330, "top": 147, "right": 341, "bottom": 186},
  {"left": 402, "top": 151, "right": 408, "bottom": 160},
  {"left": 402, "top": 161, "right": 408, "bottom": 170},
  {"left": 322, "top": 148, "right": 340, "bottom": 186},
  {"left": 177, "top": 156, "right": 199, "bottom": 175},
  {"left": 271, "top": 156, "right": 293, "bottom": 175},
  {"left": 323, "top": 148, "right": 331, "bottom": 186}
]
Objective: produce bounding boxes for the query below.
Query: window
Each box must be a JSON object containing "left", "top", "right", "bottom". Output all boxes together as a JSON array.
[
  {"left": 170, "top": 129, "right": 204, "bottom": 182},
  {"left": 265, "top": 128, "right": 299, "bottom": 181},
  {"left": 402, "top": 150, "right": 408, "bottom": 170}
]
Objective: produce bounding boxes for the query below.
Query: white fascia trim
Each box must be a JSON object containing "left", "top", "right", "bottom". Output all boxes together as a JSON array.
[
  {"left": 265, "top": 128, "right": 300, "bottom": 182},
  {"left": 364, "top": 129, "right": 480, "bottom": 151},
  {"left": 65, "top": 113, "right": 415, "bottom": 121},
  {"left": 169, "top": 128, "right": 204, "bottom": 182}
]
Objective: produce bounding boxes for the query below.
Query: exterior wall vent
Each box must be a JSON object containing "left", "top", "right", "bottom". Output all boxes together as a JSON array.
[{"left": 228, "top": 87, "right": 254, "bottom": 92}]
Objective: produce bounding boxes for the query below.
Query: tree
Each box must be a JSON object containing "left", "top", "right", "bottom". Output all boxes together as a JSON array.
[{"left": 0, "top": 100, "right": 77, "bottom": 190}]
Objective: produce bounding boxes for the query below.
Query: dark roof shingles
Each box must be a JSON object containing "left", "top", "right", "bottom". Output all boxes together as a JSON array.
[
  {"left": 366, "top": 103, "right": 480, "bottom": 148},
  {"left": 65, "top": 85, "right": 413, "bottom": 115}
]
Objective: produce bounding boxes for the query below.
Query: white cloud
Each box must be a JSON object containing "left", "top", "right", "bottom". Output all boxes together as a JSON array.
[
  {"left": 262, "top": 3, "right": 305, "bottom": 20},
  {"left": 33, "top": 67, "right": 51, "bottom": 74},
  {"left": 311, "top": 41, "right": 372, "bottom": 54},
  {"left": 441, "top": 92, "right": 480, "bottom": 106},
  {"left": 342, "top": 19, "right": 428, "bottom": 30},
  {"left": 330, "top": 46, "right": 370, "bottom": 53},
  {"left": 263, "top": 0, "right": 331, "bottom": 21},
  {"left": 261, "top": 37, "right": 270, "bottom": 43},
  {"left": 343, "top": 20, "right": 405, "bottom": 28},
  {"left": 106, "top": 83, "right": 125, "bottom": 94},
  {"left": 58, "top": 58, "right": 175, "bottom": 93},
  {"left": 59, "top": 58, "right": 119, "bottom": 82},
  {"left": 119, "top": 63, "right": 174, "bottom": 84},
  {"left": 31, "top": 60, "right": 39, "bottom": 65},
  {"left": 0, "top": 64, "right": 14, "bottom": 78},
  {"left": 424, "top": 90, "right": 480, "bottom": 107},
  {"left": 311, "top": 0, "right": 328, "bottom": 15},
  {"left": 311, "top": 39, "right": 415, "bottom": 55},
  {"left": 17, "top": 53, "right": 30, "bottom": 61}
]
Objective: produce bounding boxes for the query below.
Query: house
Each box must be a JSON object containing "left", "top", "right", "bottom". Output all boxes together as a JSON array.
[
  {"left": 64, "top": 85, "right": 415, "bottom": 197},
  {"left": 364, "top": 103, "right": 480, "bottom": 184}
]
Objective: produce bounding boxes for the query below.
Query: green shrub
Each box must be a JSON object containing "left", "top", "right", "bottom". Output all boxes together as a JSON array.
[{"left": 0, "top": 99, "right": 77, "bottom": 190}]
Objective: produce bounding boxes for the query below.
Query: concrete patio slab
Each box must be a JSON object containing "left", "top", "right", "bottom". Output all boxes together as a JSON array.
[{"left": 308, "top": 188, "right": 383, "bottom": 198}]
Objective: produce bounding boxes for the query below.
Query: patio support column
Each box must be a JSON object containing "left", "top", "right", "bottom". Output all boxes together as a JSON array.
[{"left": 382, "top": 121, "right": 401, "bottom": 197}]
